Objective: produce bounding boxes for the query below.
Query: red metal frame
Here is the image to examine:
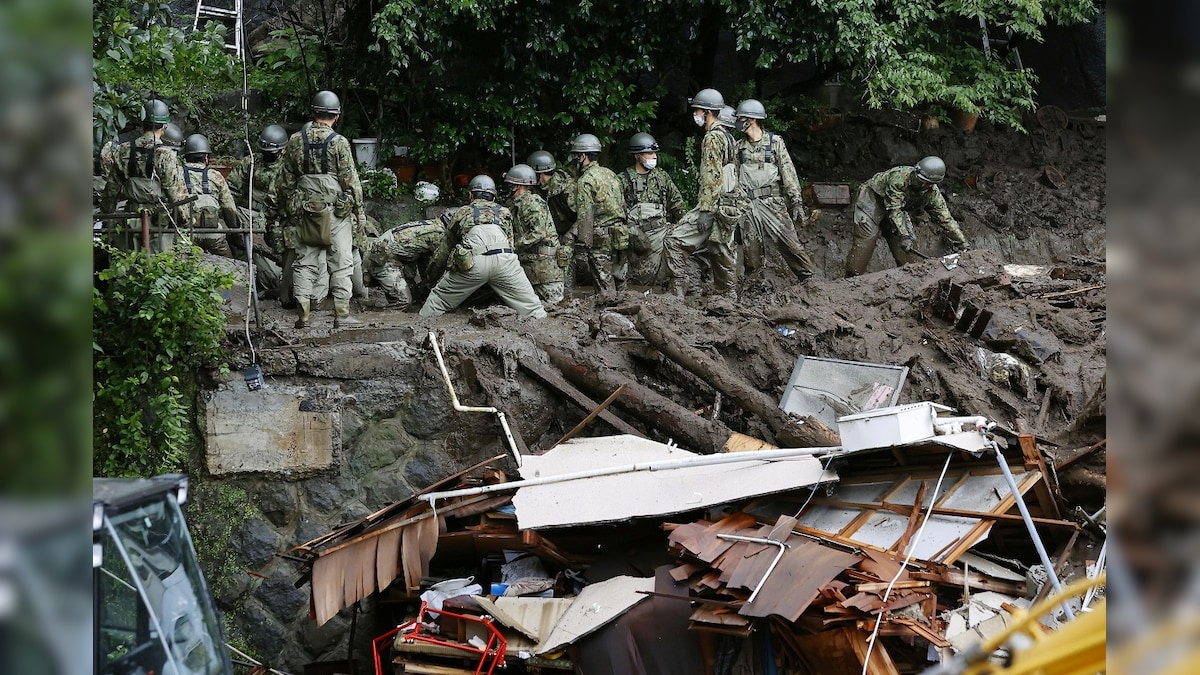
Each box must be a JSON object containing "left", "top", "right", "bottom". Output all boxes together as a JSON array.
[{"left": 372, "top": 601, "right": 507, "bottom": 675}]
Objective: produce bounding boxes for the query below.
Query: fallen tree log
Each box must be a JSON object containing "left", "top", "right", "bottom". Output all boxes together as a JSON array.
[
  {"left": 634, "top": 307, "right": 840, "bottom": 448},
  {"left": 540, "top": 342, "right": 730, "bottom": 455}
]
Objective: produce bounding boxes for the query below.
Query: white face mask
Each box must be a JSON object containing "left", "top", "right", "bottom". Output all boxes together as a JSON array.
[
  {"left": 693, "top": 112, "right": 705, "bottom": 127},
  {"left": 643, "top": 157, "right": 658, "bottom": 170}
]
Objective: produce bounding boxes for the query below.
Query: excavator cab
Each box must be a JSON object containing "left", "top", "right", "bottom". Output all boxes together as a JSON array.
[{"left": 94, "top": 474, "right": 232, "bottom": 675}]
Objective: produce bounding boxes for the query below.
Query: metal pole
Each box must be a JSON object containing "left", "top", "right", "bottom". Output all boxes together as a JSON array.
[
  {"left": 716, "top": 534, "right": 789, "bottom": 603},
  {"left": 140, "top": 209, "right": 151, "bottom": 258},
  {"left": 992, "top": 441, "right": 1075, "bottom": 620},
  {"left": 244, "top": 231, "right": 261, "bottom": 330}
]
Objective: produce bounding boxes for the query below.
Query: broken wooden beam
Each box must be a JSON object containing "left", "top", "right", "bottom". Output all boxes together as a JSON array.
[
  {"left": 518, "top": 357, "right": 645, "bottom": 438},
  {"left": 633, "top": 307, "right": 840, "bottom": 448},
  {"left": 540, "top": 342, "right": 731, "bottom": 454},
  {"left": 553, "top": 384, "right": 628, "bottom": 447}
]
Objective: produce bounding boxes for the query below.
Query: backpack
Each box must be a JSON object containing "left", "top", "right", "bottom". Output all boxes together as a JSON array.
[
  {"left": 123, "top": 143, "right": 164, "bottom": 204},
  {"left": 183, "top": 166, "right": 221, "bottom": 228}
]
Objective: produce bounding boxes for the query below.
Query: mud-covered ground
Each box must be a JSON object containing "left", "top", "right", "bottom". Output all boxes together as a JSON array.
[{"left": 245, "top": 119, "right": 1107, "bottom": 500}]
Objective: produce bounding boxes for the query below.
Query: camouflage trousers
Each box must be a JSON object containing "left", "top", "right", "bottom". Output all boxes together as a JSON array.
[
  {"left": 844, "top": 186, "right": 917, "bottom": 277},
  {"left": 564, "top": 225, "right": 621, "bottom": 292},
  {"left": 419, "top": 252, "right": 546, "bottom": 318},
  {"left": 110, "top": 207, "right": 176, "bottom": 253},
  {"left": 628, "top": 222, "right": 668, "bottom": 286},
  {"left": 664, "top": 208, "right": 737, "bottom": 296},
  {"left": 532, "top": 281, "right": 565, "bottom": 306},
  {"left": 293, "top": 213, "right": 354, "bottom": 303},
  {"left": 741, "top": 196, "right": 815, "bottom": 282}
]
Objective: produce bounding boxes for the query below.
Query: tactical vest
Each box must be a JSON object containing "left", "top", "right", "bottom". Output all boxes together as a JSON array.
[
  {"left": 294, "top": 129, "right": 346, "bottom": 245},
  {"left": 124, "top": 143, "right": 164, "bottom": 204},
  {"left": 183, "top": 166, "right": 221, "bottom": 228},
  {"left": 622, "top": 170, "right": 667, "bottom": 229},
  {"left": 737, "top": 133, "right": 783, "bottom": 198}
]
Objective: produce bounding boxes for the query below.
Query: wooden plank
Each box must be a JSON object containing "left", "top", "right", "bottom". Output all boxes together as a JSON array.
[
  {"left": 376, "top": 529, "right": 401, "bottom": 594},
  {"left": 739, "top": 540, "right": 863, "bottom": 620},
  {"left": 1019, "top": 434, "right": 1062, "bottom": 518},
  {"left": 552, "top": 384, "right": 628, "bottom": 447},
  {"left": 940, "top": 471, "right": 1042, "bottom": 564},
  {"left": 890, "top": 482, "right": 926, "bottom": 555},
  {"left": 519, "top": 357, "right": 644, "bottom": 437},
  {"left": 909, "top": 569, "right": 1027, "bottom": 596},
  {"left": 1054, "top": 439, "right": 1106, "bottom": 471},
  {"left": 853, "top": 580, "right": 930, "bottom": 593},
  {"left": 1031, "top": 528, "right": 1080, "bottom": 605}
]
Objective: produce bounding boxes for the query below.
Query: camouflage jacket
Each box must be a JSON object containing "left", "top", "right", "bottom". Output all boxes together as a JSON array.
[
  {"left": 510, "top": 190, "right": 563, "bottom": 284},
  {"left": 574, "top": 162, "right": 627, "bottom": 230},
  {"left": 697, "top": 124, "right": 737, "bottom": 212},
  {"left": 368, "top": 219, "right": 449, "bottom": 281},
  {"left": 446, "top": 198, "right": 514, "bottom": 250},
  {"left": 181, "top": 161, "right": 238, "bottom": 224},
  {"left": 864, "top": 165, "right": 965, "bottom": 243},
  {"left": 100, "top": 132, "right": 190, "bottom": 219},
  {"left": 538, "top": 169, "right": 577, "bottom": 233},
  {"left": 619, "top": 166, "right": 686, "bottom": 225},
  {"left": 735, "top": 131, "right": 803, "bottom": 204},
  {"left": 227, "top": 154, "right": 283, "bottom": 215},
  {"left": 278, "top": 122, "right": 363, "bottom": 210}
]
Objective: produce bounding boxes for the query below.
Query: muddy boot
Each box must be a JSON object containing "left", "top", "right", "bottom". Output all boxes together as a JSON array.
[
  {"left": 294, "top": 299, "right": 311, "bottom": 329},
  {"left": 669, "top": 277, "right": 686, "bottom": 297},
  {"left": 333, "top": 301, "right": 361, "bottom": 328}
]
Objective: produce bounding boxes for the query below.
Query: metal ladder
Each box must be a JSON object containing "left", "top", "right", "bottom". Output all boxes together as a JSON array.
[{"left": 192, "top": 0, "right": 244, "bottom": 60}]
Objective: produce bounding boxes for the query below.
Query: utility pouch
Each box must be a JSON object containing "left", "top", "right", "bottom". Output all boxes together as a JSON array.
[
  {"left": 450, "top": 244, "right": 475, "bottom": 273},
  {"left": 556, "top": 245, "right": 573, "bottom": 270},
  {"left": 125, "top": 176, "right": 163, "bottom": 204},
  {"left": 610, "top": 223, "right": 631, "bottom": 251},
  {"left": 299, "top": 200, "right": 333, "bottom": 246},
  {"left": 333, "top": 191, "right": 354, "bottom": 218}
]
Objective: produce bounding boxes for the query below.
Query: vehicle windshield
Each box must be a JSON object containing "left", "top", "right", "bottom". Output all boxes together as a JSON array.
[{"left": 97, "top": 494, "right": 230, "bottom": 675}]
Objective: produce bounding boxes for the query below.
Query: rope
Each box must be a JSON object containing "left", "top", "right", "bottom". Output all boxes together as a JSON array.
[{"left": 860, "top": 450, "right": 954, "bottom": 675}]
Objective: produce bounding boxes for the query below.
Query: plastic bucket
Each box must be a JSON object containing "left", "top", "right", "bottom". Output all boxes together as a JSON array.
[{"left": 352, "top": 138, "right": 379, "bottom": 168}]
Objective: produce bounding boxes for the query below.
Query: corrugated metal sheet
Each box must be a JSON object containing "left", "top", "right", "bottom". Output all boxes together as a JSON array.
[
  {"left": 513, "top": 436, "right": 837, "bottom": 530},
  {"left": 474, "top": 596, "right": 575, "bottom": 652},
  {"left": 534, "top": 575, "right": 654, "bottom": 654}
]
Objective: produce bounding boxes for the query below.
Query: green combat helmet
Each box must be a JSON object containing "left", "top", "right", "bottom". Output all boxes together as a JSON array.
[
  {"left": 914, "top": 156, "right": 947, "bottom": 184},
  {"left": 503, "top": 164, "right": 537, "bottom": 186},
  {"left": 182, "top": 134, "right": 212, "bottom": 160},
  {"left": 687, "top": 88, "right": 724, "bottom": 111},
  {"left": 311, "top": 90, "right": 341, "bottom": 115},
  {"left": 162, "top": 123, "right": 184, "bottom": 148},
  {"left": 717, "top": 106, "right": 737, "bottom": 129},
  {"left": 734, "top": 99, "right": 767, "bottom": 120},
  {"left": 469, "top": 174, "right": 497, "bottom": 200},
  {"left": 569, "top": 133, "right": 602, "bottom": 154},
  {"left": 259, "top": 124, "right": 289, "bottom": 152},
  {"left": 628, "top": 132, "right": 659, "bottom": 154},
  {"left": 144, "top": 99, "right": 171, "bottom": 125},
  {"left": 527, "top": 151, "right": 556, "bottom": 173}
]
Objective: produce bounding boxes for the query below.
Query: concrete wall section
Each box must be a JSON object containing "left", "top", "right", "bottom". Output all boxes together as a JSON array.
[{"left": 205, "top": 384, "right": 339, "bottom": 476}]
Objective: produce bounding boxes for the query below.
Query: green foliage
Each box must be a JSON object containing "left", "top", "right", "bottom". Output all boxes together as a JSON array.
[
  {"left": 360, "top": 165, "right": 409, "bottom": 200},
  {"left": 93, "top": 244, "right": 234, "bottom": 477},
  {"left": 661, "top": 135, "right": 700, "bottom": 206},
  {"left": 718, "top": 0, "right": 1099, "bottom": 130},
  {"left": 92, "top": 0, "right": 239, "bottom": 152},
  {"left": 248, "top": 28, "right": 326, "bottom": 121},
  {"left": 189, "top": 482, "right": 254, "bottom": 605}
]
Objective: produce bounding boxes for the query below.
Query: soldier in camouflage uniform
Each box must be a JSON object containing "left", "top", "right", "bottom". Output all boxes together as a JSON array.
[
  {"left": 226, "top": 124, "right": 289, "bottom": 296},
  {"left": 419, "top": 176, "right": 546, "bottom": 318},
  {"left": 528, "top": 150, "right": 576, "bottom": 237},
  {"left": 99, "top": 99, "right": 191, "bottom": 252},
  {"left": 180, "top": 134, "right": 237, "bottom": 258},
  {"left": 564, "top": 134, "right": 629, "bottom": 293},
  {"left": 620, "top": 133, "right": 686, "bottom": 286},
  {"left": 503, "top": 163, "right": 564, "bottom": 305},
  {"left": 271, "top": 121, "right": 325, "bottom": 309},
  {"left": 278, "top": 91, "right": 364, "bottom": 328},
  {"left": 844, "top": 156, "right": 970, "bottom": 277},
  {"left": 363, "top": 213, "right": 450, "bottom": 307},
  {"left": 664, "top": 88, "right": 741, "bottom": 298},
  {"left": 732, "top": 99, "right": 816, "bottom": 286}
]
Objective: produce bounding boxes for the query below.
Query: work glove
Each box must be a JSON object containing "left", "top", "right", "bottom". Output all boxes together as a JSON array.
[
  {"left": 696, "top": 210, "right": 716, "bottom": 230},
  {"left": 901, "top": 236, "right": 915, "bottom": 252},
  {"left": 790, "top": 200, "right": 810, "bottom": 228}
]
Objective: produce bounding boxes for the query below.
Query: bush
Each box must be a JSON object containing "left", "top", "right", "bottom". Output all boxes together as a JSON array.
[{"left": 93, "top": 244, "right": 234, "bottom": 477}]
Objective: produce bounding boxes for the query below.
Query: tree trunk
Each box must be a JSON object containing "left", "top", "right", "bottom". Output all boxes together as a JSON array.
[
  {"left": 540, "top": 343, "right": 731, "bottom": 455},
  {"left": 634, "top": 307, "right": 840, "bottom": 448}
]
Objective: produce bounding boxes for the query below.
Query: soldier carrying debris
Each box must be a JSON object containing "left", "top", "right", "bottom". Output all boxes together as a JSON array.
[{"left": 844, "top": 156, "right": 970, "bottom": 277}]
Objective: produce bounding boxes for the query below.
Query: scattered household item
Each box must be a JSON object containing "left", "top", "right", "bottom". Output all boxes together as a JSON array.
[
  {"left": 352, "top": 138, "right": 379, "bottom": 168},
  {"left": 779, "top": 355, "right": 909, "bottom": 429}
]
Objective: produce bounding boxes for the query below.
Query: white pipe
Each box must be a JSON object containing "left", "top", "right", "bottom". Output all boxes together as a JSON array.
[
  {"left": 1081, "top": 537, "right": 1107, "bottom": 610},
  {"left": 717, "top": 534, "right": 790, "bottom": 603},
  {"left": 428, "top": 331, "right": 522, "bottom": 468},
  {"left": 423, "top": 444, "right": 841, "bottom": 506}
]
